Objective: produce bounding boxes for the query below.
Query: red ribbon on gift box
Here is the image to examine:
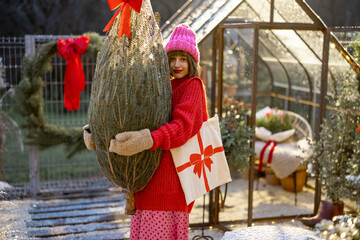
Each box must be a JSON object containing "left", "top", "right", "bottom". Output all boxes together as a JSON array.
[
  {"left": 103, "top": 0, "right": 143, "bottom": 39},
  {"left": 177, "top": 132, "right": 224, "bottom": 192},
  {"left": 57, "top": 35, "right": 90, "bottom": 111},
  {"left": 258, "top": 140, "right": 277, "bottom": 172}
]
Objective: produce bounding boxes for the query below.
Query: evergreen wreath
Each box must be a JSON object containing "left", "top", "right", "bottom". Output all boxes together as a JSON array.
[{"left": 15, "top": 32, "right": 103, "bottom": 158}]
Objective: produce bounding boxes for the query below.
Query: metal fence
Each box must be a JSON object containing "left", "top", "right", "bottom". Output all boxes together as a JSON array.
[{"left": 0, "top": 35, "right": 110, "bottom": 198}]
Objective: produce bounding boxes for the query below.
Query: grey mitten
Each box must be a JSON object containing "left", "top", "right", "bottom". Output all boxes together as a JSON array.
[
  {"left": 109, "top": 129, "right": 153, "bottom": 156},
  {"left": 83, "top": 124, "right": 95, "bottom": 150}
]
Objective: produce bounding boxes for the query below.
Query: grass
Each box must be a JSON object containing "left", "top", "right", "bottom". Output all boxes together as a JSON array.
[
  {"left": 1, "top": 106, "right": 101, "bottom": 184},
  {"left": 2, "top": 138, "right": 101, "bottom": 184}
]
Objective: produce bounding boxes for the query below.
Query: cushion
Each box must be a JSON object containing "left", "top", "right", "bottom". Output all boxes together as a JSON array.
[{"left": 255, "top": 127, "right": 295, "bottom": 143}]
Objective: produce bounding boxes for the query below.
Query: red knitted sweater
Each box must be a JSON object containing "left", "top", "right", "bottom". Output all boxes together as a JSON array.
[{"left": 134, "top": 76, "right": 208, "bottom": 213}]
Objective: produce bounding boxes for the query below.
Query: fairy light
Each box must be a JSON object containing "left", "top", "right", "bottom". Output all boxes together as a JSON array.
[{"left": 330, "top": 43, "right": 336, "bottom": 48}]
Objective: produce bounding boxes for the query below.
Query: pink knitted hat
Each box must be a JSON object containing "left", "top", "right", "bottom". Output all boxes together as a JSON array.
[{"left": 165, "top": 24, "right": 200, "bottom": 63}]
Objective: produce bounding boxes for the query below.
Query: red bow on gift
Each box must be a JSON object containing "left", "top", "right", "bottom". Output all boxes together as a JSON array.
[
  {"left": 57, "top": 35, "right": 90, "bottom": 111},
  {"left": 103, "top": 0, "right": 143, "bottom": 39},
  {"left": 177, "top": 132, "right": 224, "bottom": 192},
  {"left": 258, "top": 140, "right": 277, "bottom": 172}
]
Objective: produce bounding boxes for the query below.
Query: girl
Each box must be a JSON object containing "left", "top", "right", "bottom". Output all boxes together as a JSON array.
[{"left": 108, "top": 24, "right": 208, "bottom": 240}]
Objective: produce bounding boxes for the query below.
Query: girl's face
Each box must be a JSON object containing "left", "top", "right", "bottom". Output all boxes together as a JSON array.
[{"left": 169, "top": 55, "right": 189, "bottom": 79}]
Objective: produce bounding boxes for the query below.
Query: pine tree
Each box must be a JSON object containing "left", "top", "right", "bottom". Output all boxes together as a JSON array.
[
  {"left": 311, "top": 71, "right": 360, "bottom": 204},
  {"left": 88, "top": 0, "right": 172, "bottom": 200}
]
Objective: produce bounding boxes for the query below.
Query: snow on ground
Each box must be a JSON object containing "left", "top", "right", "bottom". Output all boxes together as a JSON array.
[{"left": 0, "top": 176, "right": 317, "bottom": 239}]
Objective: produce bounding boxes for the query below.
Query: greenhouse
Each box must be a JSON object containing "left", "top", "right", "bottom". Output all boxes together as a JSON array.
[{"left": 161, "top": 0, "right": 360, "bottom": 230}]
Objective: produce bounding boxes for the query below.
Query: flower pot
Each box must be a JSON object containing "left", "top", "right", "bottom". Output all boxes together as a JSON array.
[
  {"left": 224, "top": 85, "right": 238, "bottom": 97},
  {"left": 333, "top": 201, "right": 344, "bottom": 217},
  {"left": 280, "top": 165, "right": 307, "bottom": 192},
  {"left": 264, "top": 168, "right": 280, "bottom": 185},
  {"left": 241, "top": 167, "right": 258, "bottom": 180}
]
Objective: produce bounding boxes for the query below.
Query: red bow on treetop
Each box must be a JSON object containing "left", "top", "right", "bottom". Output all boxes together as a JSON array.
[
  {"left": 177, "top": 132, "right": 224, "bottom": 192},
  {"left": 103, "top": 0, "right": 143, "bottom": 39}
]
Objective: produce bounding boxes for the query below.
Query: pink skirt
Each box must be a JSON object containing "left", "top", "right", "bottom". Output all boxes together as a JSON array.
[{"left": 130, "top": 210, "right": 189, "bottom": 240}]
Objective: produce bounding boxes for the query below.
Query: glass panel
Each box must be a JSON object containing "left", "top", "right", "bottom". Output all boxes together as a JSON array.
[
  {"left": 228, "top": 0, "right": 269, "bottom": 22},
  {"left": 195, "top": 0, "right": 244, "bottom": 43},
  {"left": 163, "top": 0, "right": 244, "bottom": 43},
  {"left": 322, "top": 39, "right": 358, "bottom": 135},
  {"left": 327, "top": 41, "right": 358, "bottom": 104},
  {"left": 295, "top": 31, "right": 324, "bottom": 61},
  {"left": 258, "top": 34, "right": 315, "bottom": 148},
  {"left": 162, "top": 0, "right": 205, "bottom": 41},
  {"left": 220, "top": 27, "right": 253, "bottom": 223},
  {"left": 222, "top": 28, "right": 254, "bottom": 101},
  {"left": 259, "top": 29, "right": 320, "bottom": 140},
  {"left": 271, "top": 30, "right": 320, "bottom": 69},
  {"left": 257, "top": 58, "right": 272, "bottom": 106},
  {"left": 221, "top": 27, "right": 315, "bottom": 223},
  {"left": 198, "top": 34, "right": 215, "bottom": 115},
  {"left": 274, "top": 0, "right": 314, "bottom": 23},
  {"left": 258, "top": 40, "right": 288, "bottom": 108},
  {"left": 191, "top": 0, "right": 228, "bottom": 31},
  {"left": 259, "top": 30, "right": 295, "bottom": 113},
  {"left": 259, "top": 30, "right": 295, "bottom": 87},
  {"left": 245, "top": 0, "right": 271, "bottom": 22}
]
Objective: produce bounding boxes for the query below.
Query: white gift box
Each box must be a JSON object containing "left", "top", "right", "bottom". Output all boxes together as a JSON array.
[{"left": 170, "top": 116, "right": 232, "bottom": 205}]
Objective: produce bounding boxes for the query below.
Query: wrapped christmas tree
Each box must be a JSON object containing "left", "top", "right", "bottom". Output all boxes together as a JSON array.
[{"left": 88, "top": 0, "right": 171, "bottom": 214}]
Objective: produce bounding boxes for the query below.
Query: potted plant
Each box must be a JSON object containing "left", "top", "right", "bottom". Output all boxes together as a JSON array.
[
  {"left": 254, "top": 107, "right": 310, "bottom": 191},
  {"left": 220, "top": 97, "right": 254, "bottom": 176},
  {"left": 223, "top": 73, "right": 238, "bottom": 97},
  {"left": 302, "top": 73, "right": 360, "bottom": 227},
  {"left": 256, "top": 108, "right": 293, "bottom": 134}
]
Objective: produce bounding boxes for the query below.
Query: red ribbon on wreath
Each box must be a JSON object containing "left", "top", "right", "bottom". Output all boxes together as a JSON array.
[
  {"left": 258, "top": 140, "right": 277, "bottom": 172},
  {"left": 103, "top": 0, "right": 143, "bottom": 39},
  {"left": 57, "top": 35, "right": 90, "bottom": 111},
  {"left": 176, "top": 132, "right": 224, "bottom": 192}
]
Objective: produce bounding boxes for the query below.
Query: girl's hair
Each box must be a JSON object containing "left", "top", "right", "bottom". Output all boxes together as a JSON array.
[{"left": 168, "top": 51, "right": 201, "bottom": 78}]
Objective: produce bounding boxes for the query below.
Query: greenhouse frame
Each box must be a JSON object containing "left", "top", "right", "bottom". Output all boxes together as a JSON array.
[{"left": 161, "top": 0, "right": 360, "bottom": 230}]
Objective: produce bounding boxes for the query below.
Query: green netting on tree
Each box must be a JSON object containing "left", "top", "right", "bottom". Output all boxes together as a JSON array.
[{"left": 88, "top": 0, "right": 171, "bottom": 195}]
